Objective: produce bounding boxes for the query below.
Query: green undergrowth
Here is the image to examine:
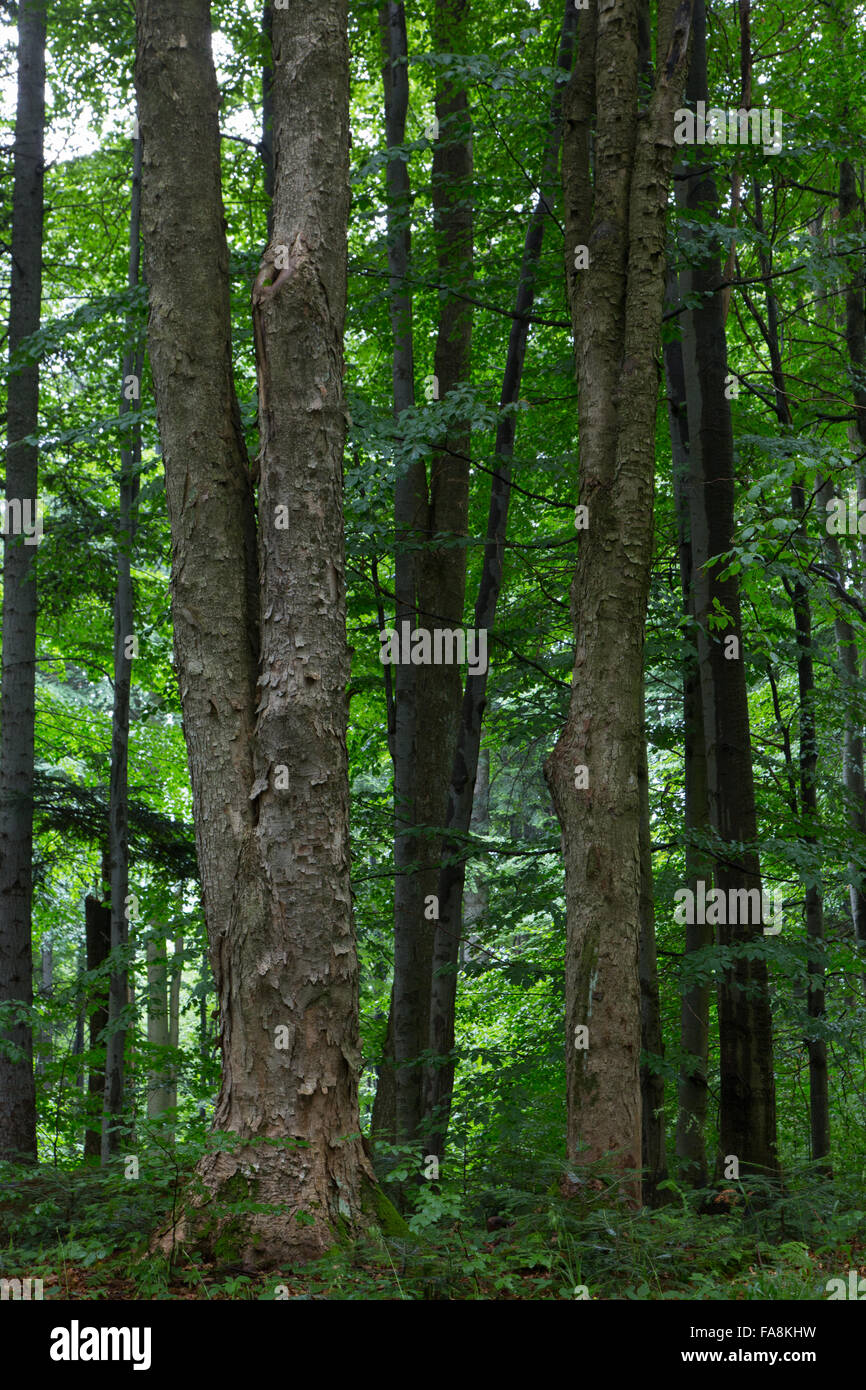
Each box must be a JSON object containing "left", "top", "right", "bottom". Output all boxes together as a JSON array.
[{"left": 1, "top": 1139, "right": 864, "bottom": 1299}]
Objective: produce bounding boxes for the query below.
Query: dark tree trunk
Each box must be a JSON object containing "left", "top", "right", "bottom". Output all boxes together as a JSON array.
[
  {"left": 72, "top": 943, "right": 86, "bottom": 1094},
  {"left": 261, "top": 2, "right": 275, "bottom": 237},
  {"left": 0, "top": 0, "right": 46, "bottom": 1164},
  {"left": 638, "top": 706, "right": 668, "bottom": 1206},
  {"left": 373, "top": 1, "right": 430, "bottom": 1150},
  {"left": 406, "top": 0, "right": 475, "bottom": 1151},
  {"left": 146, "top": 932, "right": 171, "bottom": 1120},
  {"left": 372, "top": 0, "right": 475, "bottom": 1154},
  {"left": 84, "top": 894, "right": 111, "bottom": 1162},
  {"left": 675, "top": 0, "right": 777, "bottom": 1178},
  {"left": 746, "top": 171, "right": 830, "bottom": 1168}
]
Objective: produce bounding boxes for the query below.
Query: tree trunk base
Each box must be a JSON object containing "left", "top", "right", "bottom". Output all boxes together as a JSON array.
[{"left": 151, "top": 1137, "right": 408, "bottom": 1271}]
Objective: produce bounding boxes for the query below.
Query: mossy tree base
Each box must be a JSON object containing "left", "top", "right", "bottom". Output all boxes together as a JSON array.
[{"left": 152, "top": 1137, "right": 409, "bottom": 1271}]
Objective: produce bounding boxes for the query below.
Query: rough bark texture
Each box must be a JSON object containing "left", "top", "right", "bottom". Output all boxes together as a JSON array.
[
  {"left": 136, "top": 0, "right": 383, "bottom": 1268},
  {"left": 664, "top": 287, "right": 712, "bottom": 1186},
  {"left": 545, "top": 0, "right": 693, "bottom": 1200},
  {"left": 0, "top": 0, "right": 46, "bottom": 1164},
  {"left": 675, "top": 0, "right": 777, "bottom": 1178},
  {"left": 422, "top": 0, "right": 579, "bottom": 1156}
]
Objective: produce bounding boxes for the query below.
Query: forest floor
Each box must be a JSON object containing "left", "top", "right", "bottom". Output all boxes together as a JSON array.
[{"left": 2, "top": 1152, "right": 865, "bottom": 1300}]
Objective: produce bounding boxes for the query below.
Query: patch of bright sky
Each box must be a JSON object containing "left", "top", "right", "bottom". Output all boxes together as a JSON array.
[{"left": 1, "top": 18, "right": 260, "bottom": 164}]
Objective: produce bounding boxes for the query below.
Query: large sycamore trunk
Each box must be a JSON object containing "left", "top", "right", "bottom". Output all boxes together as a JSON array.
[
  {"left": 137, "top": 0, "right": 380, "bottom": 1268},
  {"left": 545, "top": 0, "right": 692, "bottom": 1200}
]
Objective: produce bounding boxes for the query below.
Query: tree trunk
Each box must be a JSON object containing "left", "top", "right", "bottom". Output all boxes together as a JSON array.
[
  {"left": 838, "top": 156, "right": 866, "bottom": 952},
  {"left": 84, "top": 894, "right": 111, "bottom": 1162},
  {"left": 794, "top": 578, "right": 830, "bottom": 1167},
  {"left": 137, "top": 0, "right": 381, "bottom": 1267},
  {"left": 199, "top": 947, "right": 210, "bottom": 1065},
  {"left": 396, "top": 0, "right": 476, "bottom": 1151},
  {"left": 261, "top": 2, "right": 274, "bottom": 238},
  {"left": 72, "top": 943, "right": 86, "bottom": 1095},
  {"left": 664, "top": 280, "right": 712, "bottom": 1186},
  {"left": 545, "top": 0, "right": 693, "bottom": 1201},
  {"left": 146, "top": 933, "right": 171, "bottom": 1120},
  {"left": 372, "top": 0, "right": 475, "bottom": 1154},
  {"left": 103, "top": 125, "right": 143, "bottom": 1163},
  {"left": 675, "top": 0, "right": 778, "bottom": 1178},
  {"left": 0, "top": 0, "right": 46, "bottom": 1164},
  {"left": 167, "top": 928, "right": 182, "bottom": 1116},
  {"left": 639, "top": 707, "right": 668, "bottom": 1206},
  {"left": 747, "top": 171, "right": 830, "bottom": 1169},
  {"left": 372, "top": 0, "right": 430, "bottom": 1150},
  {"left": 36, "top": 940, "right": 52, "bottom": 1075},
  {"left": 422, "top": 0, "right": 579, "bottom": 1157},
  {"left": 462, "top": 740, "right": 489, "bottom": 963},
  {"left": 817, "top": 473, "right": 866, "bottom": 950}
]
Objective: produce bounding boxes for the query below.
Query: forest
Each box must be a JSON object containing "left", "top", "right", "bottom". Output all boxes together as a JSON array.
[{"left": 1, "top": 0, "right": 865, "bottom": 1323}]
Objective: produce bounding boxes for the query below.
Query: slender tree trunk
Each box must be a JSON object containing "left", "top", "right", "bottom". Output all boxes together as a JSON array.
[
  {"left": 402, "top": 0, "right": 475, "bottom": 1150},
  {"left": 462, "top": 740, "right": 489, "bottom": 963},
  {"left": 545, "top": 0, "right": 693, "bottom": 1200},
  {"left": 838, "top": 156, "right": 866, "bottom": 952},
  {"left": 372, "top": 1, "right": 430, "bottom": 1150},
  {"left": 36, "top": 940, "right": 52, "bottom": 1075},
  {"left": 103, "top": 126, "right": 143, "bottom": 1163},
  {"left": 199, "top": 947, "right": 210, "bottom": 1066},
  {"left": 168, "top": 927, "right": 182, "bottom": 1116},
  {"left": 84, "top": 894, "right": 111, "bottom": 1161},
  {"left": 675, "top": 0, "right": 777, "bottom": 1178},
  {"left": 638, "top": 707, "right": 668, "bottom": 1206},
  {"left": 746, "top": 174, "right": 830, "bottom": 1168},
  {"left": 0, "top": 0, "right": 46, "bottom": 1164},
  {"left": 261, "top": 2, "right": 274, "bottom": 238},
  {"left": 137, "top": 0, "right": 381, "bottom": 1266},
  {"left": 146, "top": 932, "right": 171, "bottom": 1120},
  {"left": 817, "top": 472, "right": 866, "bottom": 948},
  {"left": 795, "top": 582, "right": 830, "bottom": 1167},
  {"left": 422, "top": 0, "right": 579, "bottom": 1157},
  {"left": 372, "top": 0, "right": 475, "bottom": 1153},
  {"left": 145, "top": 920, "right": 180, "bottom": 1126},
  {"left": 72, "top": 943, "right": 86, "bottom": 1094},
  {"left": 664, "top": 280, "right": 712, "bottom": 1186}
]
